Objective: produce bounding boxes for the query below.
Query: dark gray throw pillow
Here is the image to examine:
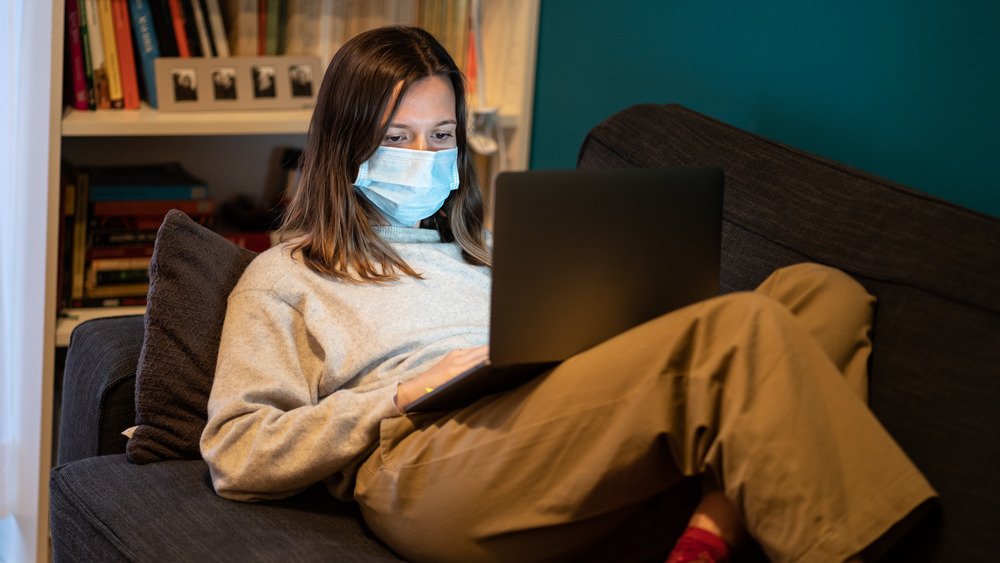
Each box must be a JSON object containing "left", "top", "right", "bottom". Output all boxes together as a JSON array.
[{"left": 126, "top": 210, "right": 258, "bottom": 464}]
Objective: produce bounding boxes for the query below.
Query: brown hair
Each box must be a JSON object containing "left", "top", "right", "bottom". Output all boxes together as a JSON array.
[{"left": 279, "top": 26, "right": 490, "bottom": 282}]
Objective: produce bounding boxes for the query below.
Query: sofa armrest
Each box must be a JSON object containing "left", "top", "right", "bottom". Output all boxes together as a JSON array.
[{"left": 58, "top": 315, "right": 144, "bottom": 465}]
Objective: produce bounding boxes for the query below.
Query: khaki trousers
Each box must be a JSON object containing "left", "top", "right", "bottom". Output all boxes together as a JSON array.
[{"left": 355, "top": 264, "right": 937, "bottom": 563}]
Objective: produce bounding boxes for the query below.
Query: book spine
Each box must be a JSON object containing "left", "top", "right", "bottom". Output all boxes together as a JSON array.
[
  {"left": 90, "top": 256, "right": 154, "bottom": 271},
  {"left": 97, "top": 0, "right": 125, "bottom": 108},
  {"left": 70, "top": 295, "right": 148, "bottom": 308},
  {"left": 88, "top": 184, "right": 209, "bottom": 201},
  {"left": 190, "top": 0, "right": 214, "bottom": 56},
  {"left": 84, "top": 0, "right": 112, "bottom": 108},
  {"left": 88, "top": 244, "right": 156, "bottom": 259},
  {"left": 204, "top": 0, "right": 229, "bottom": 56},
  {"left": 66, "top": 0, "right": 92, "bottom": 110},
  {"left": 96, "top": 269, "right": 150, "bottom": 285},
  {"left": 266, "top": 0, "right": 282, "bottom": 55},
  {"left": 167, "top": 0, "right": 192, "bottom": 56},
  {"left": 128, "top": 0, "right": 161, "bottom": 108},
  {"left": 111, "top": 0, "right": 141, "bottom": 109},
  {"left": 180, "top": 0, "right": 204, "bottom": 56},
  {"left": 71, "top": 171, "right": 90, "bottom": 301},
  {"left": 257, "top": 0, "right": 268, "bottom": 56},
  {"left": 89, "top": 229, "right": 160, "bottom": 245},
  {"left": 150, "top": 0, "right": 179, "bottom": 57},
  {"left": 92, "top": 198, "right": 215, "bottom": 216},
  {"left": 235, "top": 0, "right": 258, "bottom": 56},
  {"left": 76, "top": 0, "right": 98, "bottom": 109}
]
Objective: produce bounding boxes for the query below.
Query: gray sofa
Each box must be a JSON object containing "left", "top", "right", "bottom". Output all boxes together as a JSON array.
[{"left": 50, "top": 104, "right": 999, "bottom": 562}]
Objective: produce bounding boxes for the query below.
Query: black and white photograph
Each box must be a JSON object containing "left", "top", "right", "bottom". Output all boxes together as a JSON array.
[
  {"left": 212, "top": 67, "right": 237, "bottom": 101},
  {"left": 171, "top": 69, "right": 197, "bottom": 102},
  {"left": 289, "top": 64, "right": 314, "bottom": 97},
  {"left": 252, "top": 65, "right": 277, "bottom": 99},
  {"left": 155, "top": 56, "right": 321, "bottom": 111}
]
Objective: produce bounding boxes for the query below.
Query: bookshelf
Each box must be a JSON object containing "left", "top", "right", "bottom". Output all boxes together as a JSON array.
[
  {"left": 51, "top": 0, "right": 540, "bottom": 345},
  {"left": 61, "top": 102, "right": 520, "bottom": 136}
]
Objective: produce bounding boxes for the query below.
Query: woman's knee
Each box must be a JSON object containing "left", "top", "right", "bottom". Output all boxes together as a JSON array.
[{"left": 759, "top": 263, "right": 874, "bottom": 321}]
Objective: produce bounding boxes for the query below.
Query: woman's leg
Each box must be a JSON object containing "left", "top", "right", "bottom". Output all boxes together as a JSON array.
[
  {"left": 356, "top": 290, "right": 934, "bottom": 563},
  {"left": 754, "top": 263, "right": 875, "bottom": 400},
  {"left": 676, "top": 264, "right": 878, "bottom": 556}
]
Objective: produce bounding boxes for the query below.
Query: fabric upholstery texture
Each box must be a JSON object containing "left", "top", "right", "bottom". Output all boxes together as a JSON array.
[
  {"left": 578, "top": 104, "right": 1000, "bottom": 562},
  {"left": 59, "top": 315, "right": 144, "bottom": 465},
  {"left": 50, "top": 455, "right": 402, "bottom": 562},
  {"left": 127, "top": 210, "right": 258, "bottom": 463}
]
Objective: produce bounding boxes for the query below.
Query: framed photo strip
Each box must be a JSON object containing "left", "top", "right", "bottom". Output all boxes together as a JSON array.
[{"left": 154, "top": 56, "right": 322, "bottom": 111}]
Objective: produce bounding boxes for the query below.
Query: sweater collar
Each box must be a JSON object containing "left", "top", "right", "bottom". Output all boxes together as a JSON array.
[{"left": 374, "top": 225, "right": 442, "bottom": 244}]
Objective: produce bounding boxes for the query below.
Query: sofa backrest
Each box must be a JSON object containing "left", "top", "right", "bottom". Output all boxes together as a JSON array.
[{"left": 578, "top": 103, "right": 1000, "bottom": 562}]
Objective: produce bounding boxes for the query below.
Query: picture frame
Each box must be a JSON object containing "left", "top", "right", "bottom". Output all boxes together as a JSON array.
[{"left": 154, "top": 56, "right": 322, "bottom": 111}]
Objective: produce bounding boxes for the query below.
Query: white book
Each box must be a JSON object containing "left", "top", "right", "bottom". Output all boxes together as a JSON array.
[
  {"left": 190, "top": 0, "right": 214, "bottom": 57},
  {"left": 204, "top": 0, "right": 230, "bottom": 57}
]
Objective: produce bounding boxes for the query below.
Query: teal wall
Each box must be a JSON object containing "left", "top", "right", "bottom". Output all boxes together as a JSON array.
[{"left": 530, "top": 1, "right": 1000, "bottom": 218}]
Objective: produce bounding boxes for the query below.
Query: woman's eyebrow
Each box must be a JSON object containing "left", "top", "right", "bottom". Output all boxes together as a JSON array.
[{"left": 387, "top": 119, "right": 458, "bottom": 129}]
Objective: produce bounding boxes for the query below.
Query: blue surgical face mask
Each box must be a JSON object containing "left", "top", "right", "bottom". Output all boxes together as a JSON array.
[{"left": 353, "top": 146, "right": 460, "bottom": 227}]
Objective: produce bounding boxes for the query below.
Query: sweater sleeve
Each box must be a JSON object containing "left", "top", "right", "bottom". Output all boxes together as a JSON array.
[{"left": 200, "top": 287, "right": 399, "bottom": 502}]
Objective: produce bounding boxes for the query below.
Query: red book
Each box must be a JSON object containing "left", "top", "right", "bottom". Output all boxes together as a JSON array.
[
  {"left": 111, "top": 0, "right": 140, "bottom": 109},
  {"left": 167, "top": 0, "right": 191, "bottom": 57},
  {"left": 91, "top": 198, "right": 215, "bottom": 217},
  {"left": 66, "top": 0, "right": 91, "bottom": 110}
]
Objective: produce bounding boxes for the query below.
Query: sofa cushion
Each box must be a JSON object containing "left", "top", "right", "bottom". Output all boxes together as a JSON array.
[
  {"left": 49, "top": 455, "right": 401, "bottom": 562},
  {"left": 577, "top": 103, "right": 1000, "bottom": 562},
  {"left": 127, "top": 210, "right": 258, "bottom": 463}
]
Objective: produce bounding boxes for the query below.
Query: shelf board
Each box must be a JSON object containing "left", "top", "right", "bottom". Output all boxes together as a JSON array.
[
  {"left": 61, "top": 103, "right": 313, "bottom": 137},
  {"left": 62, "top": 104, "right": 519, "bottom": 137},
  {"left": 56, "top": 306, "right": 147, "bottom": 348}
]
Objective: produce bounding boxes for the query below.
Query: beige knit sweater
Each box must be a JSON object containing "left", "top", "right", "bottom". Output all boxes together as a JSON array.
[{"left": 201, "top": 226, "right": 490, "bottom": 501}]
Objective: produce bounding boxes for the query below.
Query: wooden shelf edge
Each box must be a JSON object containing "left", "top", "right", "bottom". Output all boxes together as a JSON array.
[
  {"left": 62, "top": 104, "right": 520, "bottom": 137},
  {"left": 61, "top": 103, "right": 314, "bottom": 136}
]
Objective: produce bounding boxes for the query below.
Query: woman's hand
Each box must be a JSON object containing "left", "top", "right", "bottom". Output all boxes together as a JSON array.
[{"left": 394, "top": 346, "right": 489, "bottom": 412}]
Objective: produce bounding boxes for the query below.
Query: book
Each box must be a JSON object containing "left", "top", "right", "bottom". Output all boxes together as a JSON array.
[
  {"left": 203, "top": 0, "right": 229, "bottom": 56},
  {"left": 257, "top": 0, "right": 267, "bottom": 55},
  {"left": 180, "top": 0, "right": 204, "bottom": 56},
  {"left": 232, "top": 0, "right": 258, "bottom": 56},
  {"left": 71, "top": 170, "right": 91, "bottom": 301},
  {"left": 92, "top": 198, "right": 215, "bottom": 217},
  {"left": 86, "top": 162, "right": 209, "bottom": 202},
  {"left": 97, "top": 0, "right": 125, "bottom": 108},
  {"left": 66, "top": 0, "right": 92, "bottom": 110},
  {"left": 189, "top": 0, "right": 214, "bottom": 56},
  {"left": 128, "top": 0, "right": 162, "bottom": 108},
  {"left": 76, "top": 0, "right": 98, "bottom": 109},
  {"left": 111, "top": 0, "right": 141, "bottom": 109},
  {"left": 57, "top": 166, "right": 79, "bottom": 310},
  {"left": 265, "top": 0, "right": 283, "bottom": 55},
  {"left": 149, "top": 0, "right": 180, "bottom": 57},
  {"left": 167, "top": 0, "right": 192, "bottom": 57},
  {"left": 84, "top": 0, "right": 112, "bottom": 108},
  {"left": 86, "top": 256, "right": 152, "bottom": 290},
  {"left": 88, "top": 244, "right": 156, "bottom": 260}
]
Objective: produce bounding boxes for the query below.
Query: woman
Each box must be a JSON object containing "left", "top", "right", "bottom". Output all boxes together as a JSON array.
[{"left": 201, "top": 26, "right": 936, "bottom": 563}]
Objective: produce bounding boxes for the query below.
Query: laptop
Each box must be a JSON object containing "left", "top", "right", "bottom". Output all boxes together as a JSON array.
[{"left": 404, "top": 167, "right": 724, "bottom": 412}]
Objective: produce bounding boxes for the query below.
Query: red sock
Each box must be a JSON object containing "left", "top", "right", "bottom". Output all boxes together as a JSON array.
[{"left": 666, "top": 526, "right": 731, "bottom": 563}]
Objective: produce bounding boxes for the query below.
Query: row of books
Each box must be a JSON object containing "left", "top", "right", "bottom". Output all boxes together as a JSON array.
[
  {"left": 58, "top": 161, "right": 217, "bottom": 309},
  {"left": 65, "top": 0, "right": 472, "bottom": 111}
]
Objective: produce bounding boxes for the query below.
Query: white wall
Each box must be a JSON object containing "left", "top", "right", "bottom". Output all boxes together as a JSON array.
[{"left": 0, "top": 0, "right": 58, "bottom": 561}]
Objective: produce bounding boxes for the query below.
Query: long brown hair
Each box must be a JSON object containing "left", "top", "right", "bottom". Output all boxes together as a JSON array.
[{"left": 279, "top": 26, "right": 490, "bottom": 282}]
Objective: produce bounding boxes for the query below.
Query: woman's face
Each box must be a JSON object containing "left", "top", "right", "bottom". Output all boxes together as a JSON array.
[{"left": 381, "top": 75, "right": 457, "bottom": 152}]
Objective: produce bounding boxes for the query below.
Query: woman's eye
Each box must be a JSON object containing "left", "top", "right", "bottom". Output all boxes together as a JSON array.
[
  {"left": 432, "top": 132, "right": 454, "bottom": 141},
  {"left": 383, "top": 134, "right": 406, "bottom": 144}
]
